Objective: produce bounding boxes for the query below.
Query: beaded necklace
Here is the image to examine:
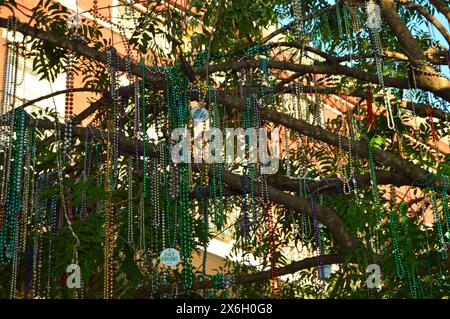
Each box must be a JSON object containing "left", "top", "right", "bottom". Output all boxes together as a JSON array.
[
  {"left": 261, "top": 59, "right": 275, "bottom": 110},
  {"left": 45, "top": 193, "right": 57, "bottom": 299},
  {"left": 260, "top": 177, "right": 281, "bottom": 298},
  {"left": 103, "top": 121, "right": 115, "bottom": 299},
  {"left": 336, "top": 1, "right": 344, "bottom": 39},
  {"left": 243, "top": 95, "right": 256, "bottom": 229},
  {"left": 208, "top": 87, "right": 224, "bottom": 227},
  {"left": 389, "top": 186, "right": 405, "bottom": 279},
  {"left": 140, "top": 61, "right": 148, "bottom": 197},
  {"left": 366, "top": 138, "right": 382, "bottom": 254},
  {"left": 297, "top": 178, "right": 313, "bottom": 243},
  {"left": 106, "top": 48, "right": 120, "bottom": 189},
  {"left": 80, "top": 127, "right": 90, "bottom": 221},
  {"left": 431, "top": 190, "right": 448, "bottom": 260},
  {"left": 11, "top": 126, "right": 34, "bottom": 298},
  {"left": 440, "top": 175, "right": 450, "bottom": 232},
  {"left": 64, "top": 43, "right": 76, "bottom": 162},
  {"left": 1, "top": 109, "right": 27, "bottom": 266},
  {"left": 281, "top": 95, "right": 292, "bottom": 177},
  {"left": 32, "top": 175, "right": 48, "bottom": 298},
  {"left": 127, "top": 157, "right": 135, "bottom": 247},
  {"left": 0, "top": 21, "right": 20, "bottom": 262},
  {"left": 366, "top": 1, "right": 395, "bottom": 130},
  {"left": 343, "top": 2, "right": 354, "bottom": 58}
]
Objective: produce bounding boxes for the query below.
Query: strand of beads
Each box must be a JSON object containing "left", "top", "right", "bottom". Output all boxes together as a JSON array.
[
  {"left": 140, "top": 61, "right": 148, "bottom": 197},
  {"left": 134, "top": 79, "right": 141, "bottom": 175},
  {"left": 337, "top": 131, "right": 351, "bottom": 195},
  {"left": 45, "top": 194, "right": 57, "bottom": 298},
  {"left": 208, "top": 87, "right": 224, "bottom": 227},
  {"left": 127, "top": 157, "right": 134, "bottom": 247},
  {"left": 80, "top": 127, "right": 89, "bottom": 220},
  {"left": 1, "top": 17, "right": 19, "bottom": 118},
  {"left": 241, "top": 175, "right": 250, "bottom": 237},
  {"left": 196, "top": 187, "right": 209, "bottom": 283},
  {"left": 251, "top": 96, "right": 260, "bottom": 224},
  {"left": 388, "top": 186, "right": 405, "bottom": 279},
  {"left": 261, "top": 59, "right": 275, "bottom": 110},
  {"left": 64, "top": 48, "right": 76, "bottom": 162},
  {"left": 180, "top": 155, "right": 193, "bottom": 289},
  {"left": 336, "top": 1, "right": 344, "bottom": 39},
  {"left": 106, "top": 48, "right": 120, "bottom": 189},
  {"left": 1, "top": 109, "right": 26, "bottom": 265},
  {"left": 21, "top": 126, "right": 34, "bottom": 251},
  {"left": 212, "top": 88, "right": 224, "bottom": 225},
  {"left": 10, "top": 126, "right": 33, "bottom": 298},
  {"left": 343, "top": 2, "right": 354, "bottom": 57},
  {"left": 1, "top": 21, "right": 21, "bottom": 266},
  {"left": 138, "top": 190, "right": 146, "bottom": 255},
  {"left": 366, "top": 1, "right": 395, "bottom": 130},
  {"left": 346, "top": 110, "right": 359, "bottom": 201},
  {"left": 298, "top": 179, "right": 313, "bottom": 243},
  {"left": 245, "top": 95, "right": 258, "bottom": 228},
  {"left": 267, "top": 200, "right": 281, "bottom": 298},
  {"left": 440, "top": 175, "right": 450, "bottom": 232},
  {"left": 309, "top": 196, "right": 324, "bottom": 297},
  {"left": 182, "top": 86, "right": 193, "bottom": 289},
  {"left": 103, "top": 121, "right": 115, "bottom": 299},
  {"left": 281, "top": 95, "right": 291, "bottom": 177},
  {"left": 32, "top": 175, "right": 48, "bottom": 298},
  {"left": 431, "top": 190, "right": 448, "bottom": 260},
  {"left": 366, "top": 138, "right": 383, "bottom": 254}
]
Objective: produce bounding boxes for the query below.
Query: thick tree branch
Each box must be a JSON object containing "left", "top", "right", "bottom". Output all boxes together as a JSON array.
[
  {"left": 134, "top": 254, "right": 342, "bottom": 298},
  {"left": 220, "top": 170, "right": 361, "bottom": 252},
  {"left": 335, "top": 48, "right": 448, "bottom": 65},
  {"left": 381, "top": 0, "right": 430, "bottom": 62},
  {"left": 214, "top": 91, "right": 449, "bottom": 193},
  {"left": 1, "top": 14, "right": 448, "bottom": 195},
  {"left": 22, "top": 116, "right": 360, "bottom": 252},
  {"left": 194, "top": 59, "right": 450, "bottom": 101},
  {"left": 429, "top": 0, "right": 450, "bottom": 23},
  {"left": 380, "top": 0, "right": 450, "bottom": 101},
  {"left": 0, "top": 18, "right": 165, "bottom": 89},
  {"left": 267, "top": 171, "right": 412, "bottom": 194}
]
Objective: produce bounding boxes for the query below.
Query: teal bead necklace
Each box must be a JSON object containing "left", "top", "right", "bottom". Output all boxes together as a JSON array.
[{"left": 431, "top": 190, "right": 448, "bottom": 260}]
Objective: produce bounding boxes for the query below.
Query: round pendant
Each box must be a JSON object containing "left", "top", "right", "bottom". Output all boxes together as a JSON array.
[
  {"left": 5, "top": 245, "right": 13, "bottom": 259},
  {"left": 160, "top": 248, "right": 180, "bottom": 267},
  {"left": 191, "top": 107, "right": 209, "bottom": 122},
  {"left": 321, "top": 264, "right": 332, "bottom": 279}
]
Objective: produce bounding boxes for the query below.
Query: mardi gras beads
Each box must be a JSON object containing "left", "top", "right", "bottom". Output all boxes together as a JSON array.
[
  {"left": 366, "top": 1, "right": 395, "bottom": 130},
  {"left": 127, "top": 157, "right": 135, "bottom": 247},
  {"left": 103, "top": 122, "right": 115, "bottom": 299},
  {"left": 64, "top": 47, "right": 76, "bottom": 162},
  {"left": 431, "top": 190, "right": 447, "bottom": 260},
  {"left": 366, "top": 138, "right": 383, "bottom": 254}
]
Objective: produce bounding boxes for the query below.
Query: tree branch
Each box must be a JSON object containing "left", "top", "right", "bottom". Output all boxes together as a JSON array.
[
  {"left": 194, "top": 59, "right": 450, "bottom": 101},
  {"left": 17, "top": 87, "right": 103, "bottom": 110},
  {"left": 133, "top": 254, "right": 343, "bottom": 298},
  {"left": 429, "top": 0, "right": 450, "bottom": 23}
]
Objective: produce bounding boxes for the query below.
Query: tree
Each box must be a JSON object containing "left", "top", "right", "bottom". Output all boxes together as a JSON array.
[{"left": 0, "top": 0, "right": 449, "bottom": 299}]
